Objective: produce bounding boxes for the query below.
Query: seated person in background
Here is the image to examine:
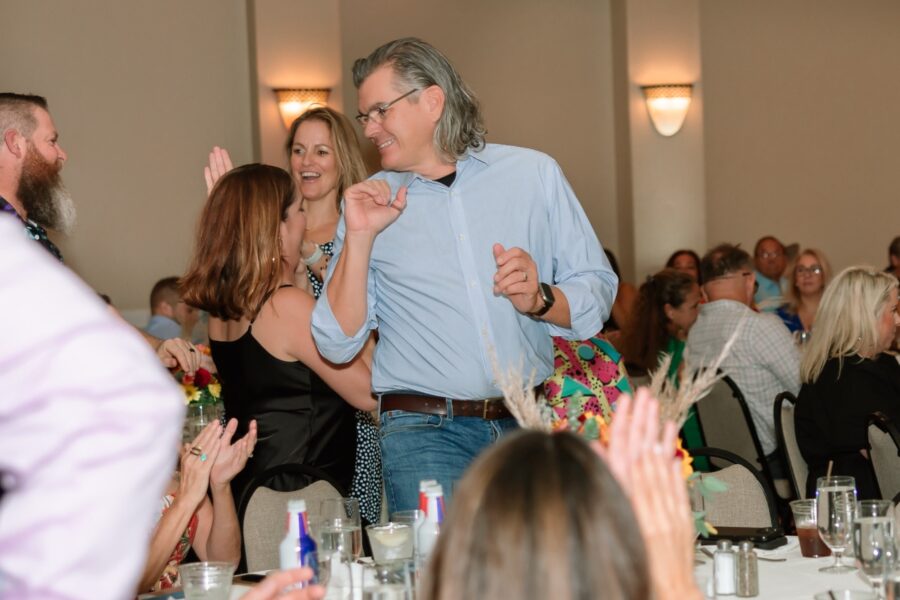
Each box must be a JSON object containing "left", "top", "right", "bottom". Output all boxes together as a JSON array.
[
  {"left": 885, "top": 235, "right": 900, "bottom": 281},
  {"left": 146, "top": 276, "right": 200, "bottom": 341},
  {"left": 140, "top": 419, "right": 256, "bottom": 593},
  {"left": 686, "top": 244, "right": 799, "bottom": 477},
  {"left": 753, "top": 235, "right": 789, "bottom": 312},
  {"left": 422, "top": 390, "right": 701, "bottom": 600},
  {"left": 776, "top": 248, "right": 831, "bottom": 336},
  {"left": 180, "top": 164, "right": 375, "bottom": 505},
  {"left": 794, "top": 266, "right": 900, "bottom": 500},
  {"left": 602, "top": 248, "right": 637, "bottom": 336},
  {"left": 665, "top": 249, "right": 702, "bottom": 282}
]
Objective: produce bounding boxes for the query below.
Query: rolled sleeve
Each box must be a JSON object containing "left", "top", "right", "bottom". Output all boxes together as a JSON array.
[
  {"left": 310, "top": 218, "right": 378, "bottom": 364},
  {"left": 540, "top": 158, "right": 617, "bottom": 340}
]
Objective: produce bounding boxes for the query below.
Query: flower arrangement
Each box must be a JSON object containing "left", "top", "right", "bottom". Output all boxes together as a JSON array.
[{"left": 173, "top": 344, "right": 221, "bottom": 406}]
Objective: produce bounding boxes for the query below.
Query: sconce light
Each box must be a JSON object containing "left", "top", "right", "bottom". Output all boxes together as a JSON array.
[
  {"left": 640, "top": 84, "right": 693, "bottom": 137},
  {"left": 274, "top": 88, "right": 331, "bottom": 128}
]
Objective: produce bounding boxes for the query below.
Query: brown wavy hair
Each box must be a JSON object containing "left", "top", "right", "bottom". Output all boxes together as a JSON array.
[
  {"left": 620, "top": 269, "right": 697, "bottom": 374},
  {"left": 181, "top": 164, "right": 294, "bottom": 321},
  {"left": 285, "top": 106, "right": 368, "bottom": 211},
  {"left": 422, "top": 431, "right": 649, "bottom": 600}
]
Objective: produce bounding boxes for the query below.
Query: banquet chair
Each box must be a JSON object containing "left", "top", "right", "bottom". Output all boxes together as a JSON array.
[
  {"left": 690, "top": 447, "right": 779, "bottom": 529},
  {"left": 238, "top": 463, "right": 345, "bottom": 572},
  {"left": 774, "top": 391, "right": 808, "bottom": 499},
  {"left": 867, "top": 412, "right": 900, "bottom": 502}
]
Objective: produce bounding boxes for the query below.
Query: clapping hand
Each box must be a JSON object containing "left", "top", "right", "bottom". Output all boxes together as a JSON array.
[
  {"left": 209, "top": 418, "right": 257, "bottom": 487},
  {"left": 178, "top": 420, "right": 224, "bottom": 508},
  {"left": 342, "top": 180, "right": 407, "bottom": 236}
]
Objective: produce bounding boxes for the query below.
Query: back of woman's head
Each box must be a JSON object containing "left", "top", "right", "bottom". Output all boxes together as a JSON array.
[
  {"left": 285, "top": 106, "right": 368, "bottom": 206},
  {"left": 800, "top": 265, "right": 898, "bottom": 382},
  {"left": 621, "top": 268, "right": 696, "bottom": 373},
  {"left": 181, "top": 164, "right": 294, "bottom": 321},
  {"left": 423, "top": 430, "right": 649, "bottom": 600}
]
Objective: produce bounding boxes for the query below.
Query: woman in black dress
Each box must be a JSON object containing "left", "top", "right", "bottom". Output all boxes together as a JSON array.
[
  {"left": 795, "top": 266, "right": 900, "bottom": 499},
  {"left": 181, "top": 164, "right": 376, "bottom": 506}
]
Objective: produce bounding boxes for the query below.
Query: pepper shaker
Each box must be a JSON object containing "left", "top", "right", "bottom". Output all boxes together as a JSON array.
[{"left": 736, "top": 540, "right": 759, "bottom": 597}]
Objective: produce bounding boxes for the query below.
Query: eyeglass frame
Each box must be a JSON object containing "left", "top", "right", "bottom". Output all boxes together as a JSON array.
[
  {"left": 355, "top": 88, "right": 420, "bottom": 126},
  {"left": 796, "top": 265, "right": 823, "bottom": 276},
  {"left": 756, "top": 251, "right": 784, "bottom": 259}
]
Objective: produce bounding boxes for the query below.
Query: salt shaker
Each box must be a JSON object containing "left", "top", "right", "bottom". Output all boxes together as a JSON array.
[
  {"left": 736, "top": 540, "right": 759, "bottom": 597},
  {"left": 714, "top": 539, "right": 736, "bottom": 596}
]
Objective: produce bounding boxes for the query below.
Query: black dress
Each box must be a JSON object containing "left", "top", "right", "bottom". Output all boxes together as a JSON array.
[
  {"left": 211, "top": 322, "right": 356, "bottom": 507},
  {"left": 795, "top": 354, "right": 900, "bottom": 499}
]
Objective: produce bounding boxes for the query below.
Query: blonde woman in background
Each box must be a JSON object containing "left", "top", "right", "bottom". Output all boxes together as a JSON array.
[
  {"left": 794, "top": 266, "right": 900, "bottom": 499},
  {"left": 776, "top": 248, "right": 831, "bottom": 336}
]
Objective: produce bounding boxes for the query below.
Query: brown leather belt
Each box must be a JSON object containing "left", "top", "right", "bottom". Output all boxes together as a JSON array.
[{"left": 380, "top": 392, "right": 525, "bottom": 420}]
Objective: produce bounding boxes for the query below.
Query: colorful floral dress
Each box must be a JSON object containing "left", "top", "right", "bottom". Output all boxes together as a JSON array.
[
  {"left": 543, "top": 334, "right": 632, "bottom": 426},
  {"left": 151, "top": 493, "right": 199, "bottom": 592}
]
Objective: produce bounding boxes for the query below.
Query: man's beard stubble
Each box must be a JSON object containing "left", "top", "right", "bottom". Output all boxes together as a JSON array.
[{"left": 18, "top": 143, "right": 76, "bottom": 234}]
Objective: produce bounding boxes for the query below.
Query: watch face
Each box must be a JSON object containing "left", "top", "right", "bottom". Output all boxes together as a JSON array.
[{"left": 541, "top": 282, "right": 555, "bottom": 306}]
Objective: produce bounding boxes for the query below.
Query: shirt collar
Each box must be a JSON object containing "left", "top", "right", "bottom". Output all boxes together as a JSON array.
[{"left": 403, "top": 146, "right": 490, "bottom": 188}]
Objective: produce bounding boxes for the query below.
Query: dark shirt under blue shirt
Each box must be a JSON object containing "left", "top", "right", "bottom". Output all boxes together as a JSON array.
[{"left": 0, "top": 195, "right": 63, "bottom": 261}]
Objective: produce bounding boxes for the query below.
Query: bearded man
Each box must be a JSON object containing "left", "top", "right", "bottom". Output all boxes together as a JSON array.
[{"left": 0, "top": 93, "right": 74, "bottom": 261}]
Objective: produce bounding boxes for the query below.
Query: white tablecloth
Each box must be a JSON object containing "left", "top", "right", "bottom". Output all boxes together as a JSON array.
[{"left": 694, "top": 536, "right": 872, "bottom": 599}]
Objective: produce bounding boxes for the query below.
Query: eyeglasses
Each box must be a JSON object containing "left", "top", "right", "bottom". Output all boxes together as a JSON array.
[
  {"left": 756, "top": 251, "right": 783, "bottom": 259},
  {"left": 796, "top": 265, "right": 823, "bottom": 276},
  {"left": 355, "top": 89, "right": 420, "bottom": 126}
]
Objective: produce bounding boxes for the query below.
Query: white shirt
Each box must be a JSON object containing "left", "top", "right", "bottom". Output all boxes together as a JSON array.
[
  {"left": 686, "top": 299, "right": 800, "bottom": 455},
  {"left": 0, "top": 216, "right": 184, "bottom": 599}
]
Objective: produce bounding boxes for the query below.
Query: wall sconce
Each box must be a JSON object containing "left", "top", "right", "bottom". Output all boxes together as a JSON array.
[
  {"left": 640, "top": 84, "right": 693, "bottom": 137},
  {"left": 274, "top": 88, "right": 330, "bottom": 128}
]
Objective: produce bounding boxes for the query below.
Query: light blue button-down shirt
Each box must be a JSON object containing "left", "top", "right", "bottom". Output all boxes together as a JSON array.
[{"left": 311, "top": 143, "right": 617, "bottom": 399}]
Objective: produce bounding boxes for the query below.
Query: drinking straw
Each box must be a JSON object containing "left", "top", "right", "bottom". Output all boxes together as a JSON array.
[{"left": 825, "top": 460, "right": 833, "bottom": 479}]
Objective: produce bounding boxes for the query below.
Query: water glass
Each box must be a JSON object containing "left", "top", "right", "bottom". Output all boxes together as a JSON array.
[
  {"left": 391, "top": 509, "right": 424, "bottom": 560},
  {"left": 817, "top": 476, "right": 858, "bottom": 573},
  {"left": 854, "top": 500, "right": 896, "bottom": 598},
  {"left": 318, "top": 497, "right": 362, "bottom": 559},
  {"left": 791, "top": 499, "right": 831, "bottom": 558},
  {"left": 182, "top": 403, "right": 223, "bottom": 443},
  {"left": 360, "top": 561, "right": 415, "bottom": 600},
  {"left": 318, "top": 549, "right": 354, "bottom": 599},
  {"left": 177, "top": 562, "right": 235, "bottom": 600}
]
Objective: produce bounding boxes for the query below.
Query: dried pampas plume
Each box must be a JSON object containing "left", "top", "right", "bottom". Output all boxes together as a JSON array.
[
  {"left": 651, "top": 317, "right": 746, "bottom": 427},
  {"left": 490, "top": 351, "right": 552, "bottom": 432}
]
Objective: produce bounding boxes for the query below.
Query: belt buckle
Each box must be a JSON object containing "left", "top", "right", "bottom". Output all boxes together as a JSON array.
[{"left": 482, "top": 399, "right": 490, "bottom": 420}]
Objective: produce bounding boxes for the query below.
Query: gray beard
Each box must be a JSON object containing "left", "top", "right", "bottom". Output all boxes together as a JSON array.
[{"left": 18, "top": 149, "right": 76, "bottom": 234}]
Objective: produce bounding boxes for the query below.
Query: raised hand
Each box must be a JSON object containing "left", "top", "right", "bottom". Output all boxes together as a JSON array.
[
  {"left": 178, "top": 420, "right": 224, "bottom": 508},
  {"left": 204, "top": 146, "right": 234, "bottom": 194},
  {"left": 157, "top": 338, "right": 200, "bottom": 373},
  {"left": 492, "top": 244, "right": 542, "bottom": 314},
  {"left": 209, "top": 418, "right": 257, "bottom": 486},
  {"left": 342, "top": 180, "right": 407, "bottom": 236}
]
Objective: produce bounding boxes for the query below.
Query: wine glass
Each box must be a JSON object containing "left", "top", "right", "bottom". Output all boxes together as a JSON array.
[
  {"left": 817, "top": 475, "right": 858, "bottom": 573},
  {"left": 854, "top": 500, "right": 896, "bottom": 598},
  {"left": 318, "top": 497, "right": 362, "bottom": 560},
  {"left": 317, "top": 549, "right": 354, "bottom": 599}
]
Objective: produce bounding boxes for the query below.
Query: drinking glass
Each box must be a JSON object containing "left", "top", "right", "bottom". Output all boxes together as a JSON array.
[
  {"left": 817, "top": 475, "right": 858, "bottom": 573},
  {"left": 182, "top": 403, "right": 223, "bottom": 443},
  {"left": 318, "top": 497, "right": 363, "bottom": 560},
  {"left": 367, "top": 523, "right": 414, "bottom": 564},
  {"left": 791, "top": 499, "right": 831, "bottom": 558},
  {"left": 177, "top": 561, "right": 235, "bottom": 600},
  {"left": 854, "top": 500, "right": 896, "bottom": 598},
  {"left": 360, "top": 561, "right": 415, "bottom": 600},
  {"left": 317, "top": 549, "right": 354, "bottom": 599}
]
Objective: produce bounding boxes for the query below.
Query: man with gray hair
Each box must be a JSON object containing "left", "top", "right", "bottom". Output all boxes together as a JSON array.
[
  {"left": 0, "top": 93, "right": 74, "bottom": 261},
  {"left": 687, "top": 243, "right": 799, "bottom": 478},
  {"left": 312, "top": 38, "right": 617, "bottom": 511}
]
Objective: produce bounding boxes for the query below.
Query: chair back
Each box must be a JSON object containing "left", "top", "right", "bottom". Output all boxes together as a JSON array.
[
  {"left": 238, "top": 463, "right": 346, "bottom": 573},
  {"left": 774, "top": 391, "right": 808, "bottom": 499},
  {"left": 695, "top": 376, "right": 768, "bottom": 475},
  {"left": 867, "top": 412, "right": 900, "bottom": 501},
  {"left": 691, "top": 447, "right": 779, "bottom": 529}
]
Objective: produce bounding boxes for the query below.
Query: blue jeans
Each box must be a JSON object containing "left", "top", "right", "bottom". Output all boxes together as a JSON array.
[{"left": 379, "top": 400, "right": 519, "bottom": 514}]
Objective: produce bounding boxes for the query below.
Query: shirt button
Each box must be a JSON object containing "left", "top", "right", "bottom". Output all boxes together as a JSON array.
[
  {"left": 469, "top": 280, "right": 477, "bottom": 288},
  {"left": 458, "top": 234, "right": 464, "bottom": 241}
]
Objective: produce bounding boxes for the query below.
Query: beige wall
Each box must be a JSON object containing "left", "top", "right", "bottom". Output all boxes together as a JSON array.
[
  {"left": 252, "top": 0, "right": 344, "bottom": 169},
  {"left": 701, "top": 0, "right": 900, "bottom": 272},
  {"left": 1, "top": 0, "right": 254, "bottom": 315},
  {"left": 338, "top": 0, "right": 622, "bottom": 255},
  {"left": 622, "top": 0, "right": 706, "bottom": 280}
]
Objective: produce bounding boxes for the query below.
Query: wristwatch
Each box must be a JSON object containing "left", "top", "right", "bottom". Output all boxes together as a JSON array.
[{"left": 530, "top": 282, "right": 555, "bottom": 317}]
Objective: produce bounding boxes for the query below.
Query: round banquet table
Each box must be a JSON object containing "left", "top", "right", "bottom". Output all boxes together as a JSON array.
[{"left": 694, "top": 536, "right": 873, "bottom": 599}]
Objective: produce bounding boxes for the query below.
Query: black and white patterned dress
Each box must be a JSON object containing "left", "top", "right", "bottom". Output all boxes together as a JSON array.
[{"left": 308, "top": 240, "right": 383, "bottom": 524}]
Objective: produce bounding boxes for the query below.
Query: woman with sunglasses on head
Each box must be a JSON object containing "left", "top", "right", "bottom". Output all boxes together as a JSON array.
[{"left": 776, "top": 248, "right": 831, "bottom": 336}]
